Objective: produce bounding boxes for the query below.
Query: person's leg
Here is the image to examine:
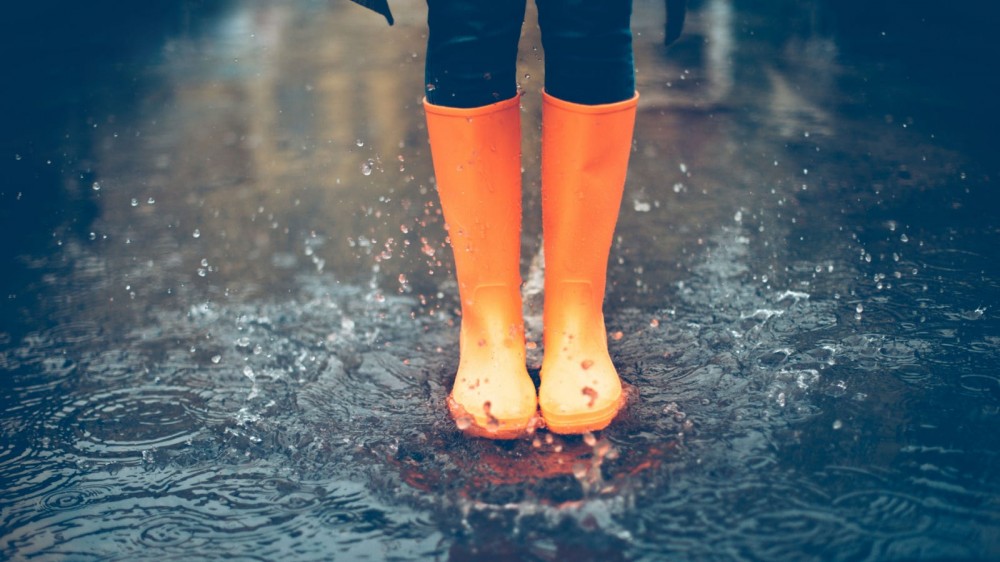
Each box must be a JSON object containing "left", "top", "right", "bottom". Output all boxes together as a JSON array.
[
  {"left": 535, "top": 0, "right": 635, "bottom": 105},
  {"left": 535, "top": 0, "right": 638, "bottom": 434},
  {"left": 425, "top": 0, "right": 527, "bottom": 108},
  {"left": 424, "top": 1, "right": 538, "bottom": 438}
]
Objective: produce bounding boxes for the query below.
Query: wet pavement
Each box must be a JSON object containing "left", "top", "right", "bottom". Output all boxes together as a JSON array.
[{"left": 2, "top": 0, "right": 999, "bottom": 560}]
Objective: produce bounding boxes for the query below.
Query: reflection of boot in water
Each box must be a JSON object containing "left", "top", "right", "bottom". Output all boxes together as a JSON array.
[
  {"left": 388, "top": 429, "right": 673, "bottom": 509},
  {"left": 424, "top": 95, "right": 539, "bottom": 439},
  {"left": 539, "top": 92, "right": 639, "bottom": 435}
]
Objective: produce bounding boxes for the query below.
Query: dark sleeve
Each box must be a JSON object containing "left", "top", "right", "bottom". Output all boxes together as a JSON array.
[
  {"left": 665, "top": 0, "right": 685, "bottom": 46},
  {"left": 347, "top": 0, "right": 395, "bottom": 25}
]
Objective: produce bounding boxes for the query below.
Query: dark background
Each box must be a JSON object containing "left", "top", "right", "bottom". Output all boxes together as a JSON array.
[{"left": 1, "top": 0, "right": 998, "bottom": 292}]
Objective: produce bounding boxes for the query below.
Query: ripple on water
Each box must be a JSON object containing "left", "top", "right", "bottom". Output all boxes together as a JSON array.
[
  {"left": 875, "top": 337, "right": 929, "bottom": 366},
  {"left": 0, "top": 446, "right": 74, "bottom": 509},
  {"left": 299, "top": 348, "right": 432, "bottom": 434},
  {"left": 917, "top": 247, "right": 989, "bottom": 274},
  {"left": 43, "top": 321, "right": 102, "bottom": 345},
  {"left": 4, "top": 504, "right": 225, "bottom": 561},
  {"left": 39, "top": 483, "right": 117, "bottom": 513},
  {"left": 916, "top": 338, "right": 994, "bottom": 374},
  {"left": 832, "top": 490, "right": 934, "bottom": 538},
  {"left": 633, "top": 474, "right": 843, "bottom": 560},
  {"left": 314, "top": 484, "right": 372, "bottom": 528},
  {"left": 3, "top": 355, "right": 77, "bottom": 422},
  {"left": 133, "top": 511, "right": 214, "bottom": 550},
  {"left": 894, "top": 365, "right": 937, "bottom": 387},
  {"left": 47, "top": 386, "right": 212, "bottom": 459},
  {"left": 76, "top": 348, "right": 145, "bottom": 382},
  {"left": 958, "top": 373, "right": 1000, "bottom": 398},
  {"left": 2, "top": 464, "right": 407, "bottom": 560},
  {"left": 6, "top": 322, "right": 102, "bottom": 356}
]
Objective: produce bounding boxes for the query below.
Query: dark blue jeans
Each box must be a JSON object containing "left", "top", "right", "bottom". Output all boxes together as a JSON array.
[{"left": 425, "top": 0, "right": 635, "bottom": 108}]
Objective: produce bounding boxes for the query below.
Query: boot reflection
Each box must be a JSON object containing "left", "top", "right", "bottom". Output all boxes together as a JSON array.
[{"left": 390, "top": 414, "right": 673, "bottom": 510}]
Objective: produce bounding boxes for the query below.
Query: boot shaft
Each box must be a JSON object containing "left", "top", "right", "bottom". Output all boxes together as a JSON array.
[
  {"left": 541, "top": 91, "right": 639, "bottom": 303},
  {"left": 423, "top": 95, "right": 524, "bottom": 300}
]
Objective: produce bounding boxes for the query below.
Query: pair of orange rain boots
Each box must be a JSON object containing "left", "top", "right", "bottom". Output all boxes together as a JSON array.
[{"left": 424, "top": 91, "right": 638, "bottom": 438}]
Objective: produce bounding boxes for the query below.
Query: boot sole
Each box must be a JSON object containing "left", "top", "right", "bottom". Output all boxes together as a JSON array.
[
  {"left": 541, "top": 382, "right": 634, "bottom": 435},
  {"left": 447, "top": 394, "right": 542, "bottom": 440}
]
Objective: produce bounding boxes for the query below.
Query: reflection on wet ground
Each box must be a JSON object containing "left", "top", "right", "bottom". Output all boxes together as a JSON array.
[{"left": 2, "top": 0, "right": 999, "bottom": 559}]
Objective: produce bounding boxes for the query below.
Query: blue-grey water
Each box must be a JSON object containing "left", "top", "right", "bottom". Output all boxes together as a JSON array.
[{"left": 2, "top": 1, "right": 999, "bottom": 560}]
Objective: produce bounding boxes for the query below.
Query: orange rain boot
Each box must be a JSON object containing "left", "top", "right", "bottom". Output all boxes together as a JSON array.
[
  {"left": 538, "top": 91, "right": 639, "bottom": 434},
  {"left": 424, "top": 95, "right": 539, "bottom": 439}
]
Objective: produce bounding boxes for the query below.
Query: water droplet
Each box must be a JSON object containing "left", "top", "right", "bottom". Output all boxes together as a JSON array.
[
  {"left": 572, "top": 462, "right": 588, "bottom": 479},
  {"left": 147, "top": 197, "right": 156, "bottom": 205},
  {"left": 355, "top": 139, "right": 364, "bottom": 147},
  {"left": 92, "top": 181, "right": 101, "bottom": 191},
  {"left": 580, "top": 359, "right": 594, "bottom": 370},
  {"left": 595, "top": 439, "right": 612, "bottom": 458},
  {"left": 832, "top": 419, "right": 843, "bottom": 430},
  {"left": 211, "top": 355, "right": 222, "bottom": 364},
  {"left": 130, "top": 198, "right": 139, "bottom": 207},
  {"left": 583, "top": 431, "right": 597, "bottom": 447},
  {"left": 455, "top": 415, "right": 473, "bottom": 430},
  {"left": 611, "top": 331, "right": 623, "bottom": 341},
  {"left": 361, "top": 160, "right": 374, "bottom": 176},
  {"left": 633, "top": 199, "right": 651, "bottom": 212},
  {"left": 192, "top": 229, "right": 201, "bottom": 238},
  {"left": 856, "top": 303, "right": 864, "bottom": 314},
  {"left": 235, "top": 336, "right": 251, "bottom": 348},
  {"left": 900, "top": 233, "right": 909, "bottom": 242}
]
